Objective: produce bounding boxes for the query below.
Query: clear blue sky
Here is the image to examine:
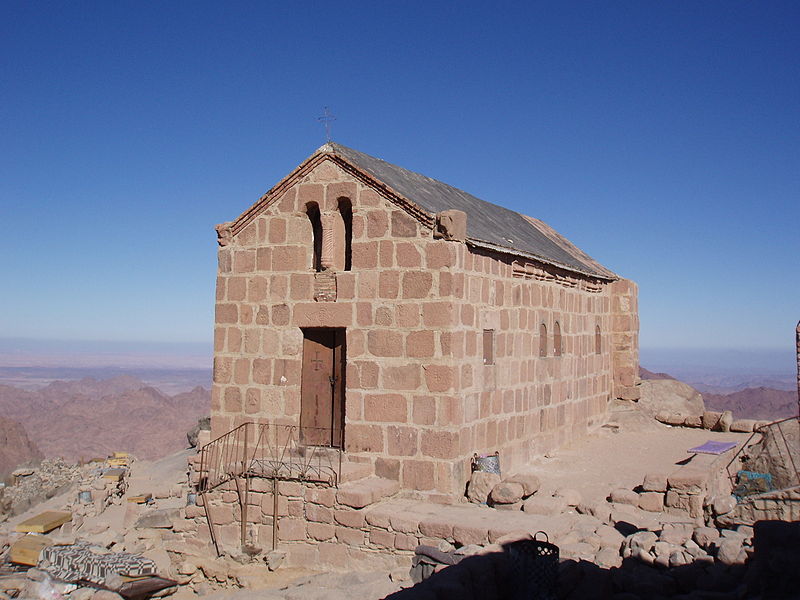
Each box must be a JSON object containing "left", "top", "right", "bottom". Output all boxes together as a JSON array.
[{"left": 1, "top": 2, "right": 798, "bottom": 357}]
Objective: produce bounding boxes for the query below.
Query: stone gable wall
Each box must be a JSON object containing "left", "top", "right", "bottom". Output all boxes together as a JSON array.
[{"left": 211, "top": 157, "right": 639, "bottom": 500}]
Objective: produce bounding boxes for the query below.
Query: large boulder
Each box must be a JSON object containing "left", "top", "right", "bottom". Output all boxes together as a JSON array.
[{"left": 638, "top": 379, "right": 705, "bottom": 419}]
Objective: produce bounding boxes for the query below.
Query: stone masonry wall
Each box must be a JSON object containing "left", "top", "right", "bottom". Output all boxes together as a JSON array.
[{"left": 211, "top": 155, "right": 637, "bottom": 500}]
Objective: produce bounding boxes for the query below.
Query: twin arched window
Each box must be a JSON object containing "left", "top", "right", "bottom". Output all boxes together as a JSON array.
[{"left": 538, "top": 321, "right": 563, "bottom": 357}]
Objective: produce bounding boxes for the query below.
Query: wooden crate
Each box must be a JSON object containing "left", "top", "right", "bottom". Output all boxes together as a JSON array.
[
  {"left": 103, "top": 468, "right": 126, "bottom": 481},
  {"left": 15, "top": 511, "right": 72, "bottom": 534},
  {"left": 9, "top": 535, "right": 52, "bottom": 565}
]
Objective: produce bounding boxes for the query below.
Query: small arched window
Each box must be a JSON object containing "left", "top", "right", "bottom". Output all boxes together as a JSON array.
[
  {"left": 595, "top": 325, "right": 601, "bottom": 355},
  {"left": 306, "top": 202, "right": 323, "bottom": 272},
  {"left": 539, "top": 323, "right": 548, "bottom": 357},
  {"left": 553, "top": 322, "right": 562, "bottom": 357},
  {"left": 337, "top": 198, "right": 353, "bottom": 271}
]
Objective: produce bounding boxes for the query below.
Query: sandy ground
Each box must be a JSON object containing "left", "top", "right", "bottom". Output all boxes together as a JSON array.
[{"left": 519, "top": 404, "right": 751, "bottom": 505}]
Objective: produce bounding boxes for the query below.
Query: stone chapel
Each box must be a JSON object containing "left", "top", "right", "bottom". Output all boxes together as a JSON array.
[{"left": 211, "top": 143, "right": 639, "bottom": 500}]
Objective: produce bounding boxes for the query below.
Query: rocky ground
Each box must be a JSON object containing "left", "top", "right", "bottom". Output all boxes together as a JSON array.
[{"left": 0, "top": 382, "right": 796, "bottom": 599}]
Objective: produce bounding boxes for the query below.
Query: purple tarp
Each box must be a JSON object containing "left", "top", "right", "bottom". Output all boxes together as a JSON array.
[{"left": 688, "top": 440, "right": 738, "bottom": 455}]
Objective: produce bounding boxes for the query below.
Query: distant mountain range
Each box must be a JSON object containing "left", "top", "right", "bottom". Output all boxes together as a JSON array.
[
  {"left": 0, "top": 376, "right": 209, "bottom": 466},
  {"left": 640, "top": 367, "right": 797, "bottom": 421}
]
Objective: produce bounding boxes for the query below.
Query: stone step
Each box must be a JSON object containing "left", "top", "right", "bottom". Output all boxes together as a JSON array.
[
  {"left": 336, "top": 476, "right": 400, "bottom": 509},
  {"left": 338, "top": 461, "right": 374, "bottom": 484}
]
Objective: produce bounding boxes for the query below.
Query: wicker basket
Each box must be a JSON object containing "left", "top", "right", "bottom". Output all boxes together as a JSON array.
[{"left": 506, "top": 531, "right": 559, "bottom": 600}]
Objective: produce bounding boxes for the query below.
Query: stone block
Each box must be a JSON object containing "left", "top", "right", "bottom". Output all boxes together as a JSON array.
[
  {"left": 336, "top": 486, "right": 373, "bottom": 510},
  {"left": 667, "top": 471, "right": 707, "bottom": 493},
  {"left": 307, "top": 522, "right": 335, "bottom": 541},
  {"left": 642, "top": 473, "right": 668, "bottom": 492},
  {"left": 712, "top": 495, "right": 737, "bottom": 516},
  {"left": 277, "top": 518, "right": 306, "bottom": 541},
  {"left": 336, "top": 526, "right": 365, "bottom": 547},
  {"left": 305, "top": 504, "right": 332, "bottom": 523},
  {"left": 683, "top": 415, "right": 702, "bottom": 428},
  {"left": 466, "top": 471, "right": 500, "bottom": 504},
  {"left": 730, "top": 419, "right": 756, "bottom": 433},
  {"left": 420, "top": 429, "right": 459, "bottom": 458},
  {"left": 638, "top": 492, "right": 664, "bottom": 513},
  {"left": 716, "top": 410, "right": 733, "bottom": 432},
  {"left": 433, "top": 210, "right": 467, "bottom": 242},
  {"left": 369, "top": 529, "right": 395, "bottom": 548},
  {"left": 489, "top": 482, "right": 524, "bottom": 505},
  {"left": 394, "top": 533, "right": 418, "bottom": 551},
  {"left": 402, "top": 460, "right": 435, "bottom": 491},
  {"left": 423, "top": 366, "right": 456, "bottom": 393},
  {"left": 334, "top": 509, "right": 366, "bottom": 529},
  {"left": 401, "top": 271, "right": 433, "bottom": 299},
  {"left": 364, "top": 394, "right": 407, "bottom": 423},
  {"left": 505, "top": 473, "right": 540, "bottom": 497},
  {"left": 522, "top": 495, "right": 567, "bottom": 516},
  {"left": 419, "top": 516, "right": 454, "bottom": 540},
  {"left": 702, "top": 411, "right": 722, "bottom": 430},
  {"left": 406, "top": 331, "right": 435, "bottom": 358},
  {"left": 659, "top": 523, "right": 694, "bottom": 546},
  {"left": 609, "top": 488, "right": 639, "bottom": 506},
  {"left": 306, "top": 487, "right": 335, "bottom": 508},
  {"left": 389, "top": 513, "right": 420, "bottom": 534},
  {"left": 453, "top": 522, "right": 488, "bottom": 546}
]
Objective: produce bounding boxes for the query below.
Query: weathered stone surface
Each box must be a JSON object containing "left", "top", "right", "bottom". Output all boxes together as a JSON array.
[
  {"left": 627, "top": 531, "right": 658, "bottom": 554},
  {"left": 638, "top": 491, "right": 664, "bottom": 512},
  {"left": 490, "top": 481, "right": 524, "bottom": 505},
  {"left": 716, "top": 410, "right": 733, "bottom": 432},
  {"left": 522, "top": 494, "right": 566, "bottom": 516},
  {"left": 554, "top": 487, "right": 581, "bottom": 507},
  {"left": 683, "top": 415, "right": 702, "bottom": 428},
  {"left": 730, "top": 419, "right": 756, "bottom": 433},
  {"left": 609, "top": 488, "right": 639, "bottom": 506},
  {"left": 134, "top": 509, "right": 178, "bottom": 529},
  {"left": 466, "top": 471, "right": 500, "bottom": 504},
  {"left": 641, "top": 472, "right": 668, "bottom": 493},
  {"left": 659, "top": 523, "right": 694, "bottom": 546},
  {"left": 638, "top": 379, "right": 705, "bottom": 419},
  {"left": 595, "top": 524, "right": 625, "bottom": 550},
  {"left": 504, "top": 473, "right": 540, "bottom": 497},
  {"left": 716, "top": 537, "right": 745, "bottom": 565},
  {"left": 693, "top": 526, "right": 721, "bottom": 550},
  {"left": 702, "top": 411, "right": 723, "bottom": 430},
  {"left": 712, "top": 494, "right": 737, "bottom": 516}
]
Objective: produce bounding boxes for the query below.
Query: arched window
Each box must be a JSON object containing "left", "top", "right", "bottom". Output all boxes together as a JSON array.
[
  {"left": 337, "top": 198, "right": 353, "bottom": 271},
  {"left": 539, "top": 323, "right": 547, "bottom": 357},
  {"left": 306, "top": 202, "right": 323, "bottom": 272},
  {"left": 553, "top": 322, "right": 562, "bottom": 357},
  {"left": 595, "top": 325, "right": 601, "bottom": 354}
]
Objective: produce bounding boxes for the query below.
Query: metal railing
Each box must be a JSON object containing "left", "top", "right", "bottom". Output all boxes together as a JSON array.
[
  {"left": 198, "top": 422, "right": 342, "bottom": 493},
  {"left": 726, "top": 416, "right": 799, "bottom": 501},
  {"left": 197, "top": 422, "right": 342, "bottom": 556}
]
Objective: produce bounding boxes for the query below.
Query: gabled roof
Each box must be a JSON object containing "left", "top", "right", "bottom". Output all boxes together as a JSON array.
[
  {"left": 229, "top": 143, "right": 616, "bottom": 280},
  {"left": 325, "top": 143, "right": 616, "bottom": 280}
]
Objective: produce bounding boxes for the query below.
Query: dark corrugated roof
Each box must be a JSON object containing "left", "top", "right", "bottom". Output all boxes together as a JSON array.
[{"left": 324, "top": 143, "right": 615, "bottom": 280}]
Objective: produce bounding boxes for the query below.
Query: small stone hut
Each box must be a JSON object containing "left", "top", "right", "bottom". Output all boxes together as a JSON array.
[{"left": 211, "top": 143, "right": 639, "bottom": 500}]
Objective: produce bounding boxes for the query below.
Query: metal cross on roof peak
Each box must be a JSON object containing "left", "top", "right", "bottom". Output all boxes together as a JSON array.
[{"left": 317, "top": 107, "right": 336, "bottom": 143}]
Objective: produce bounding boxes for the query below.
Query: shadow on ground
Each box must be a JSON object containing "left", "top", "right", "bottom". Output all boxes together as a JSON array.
[{"left": 385, "top": 520, "right": 800, "bottom": 600}]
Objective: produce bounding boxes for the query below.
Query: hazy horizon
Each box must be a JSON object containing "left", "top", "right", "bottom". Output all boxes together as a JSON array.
[{"left": 1, "top": 335, "right": 794, "bottom": 376}]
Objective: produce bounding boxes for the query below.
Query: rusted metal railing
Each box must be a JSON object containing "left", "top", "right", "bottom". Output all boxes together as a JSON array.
[
  {"left": 196, "top": 422, "right": 342, "bottom": 555},
  {"left": 725, "top": 416, "right": 800, "bottom": 502}
]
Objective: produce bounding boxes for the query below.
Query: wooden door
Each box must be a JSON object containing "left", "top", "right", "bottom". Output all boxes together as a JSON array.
[{"left": 300, "top": 328, "right": 345, "bottom": 447}]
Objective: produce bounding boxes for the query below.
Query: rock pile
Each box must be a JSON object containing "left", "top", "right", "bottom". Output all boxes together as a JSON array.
[
  {"left": 1, "top": 458, "right": 82, "bottom": 517},
  {"left": 655, "top": 409, "right": 767, "bottom": 433}
]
